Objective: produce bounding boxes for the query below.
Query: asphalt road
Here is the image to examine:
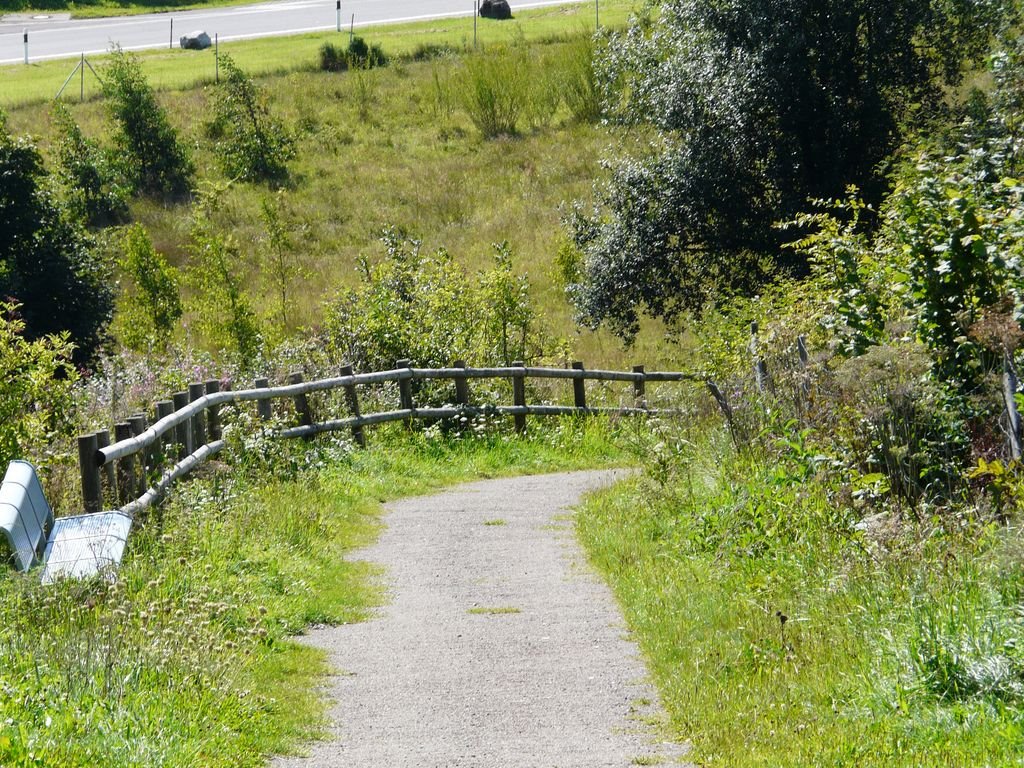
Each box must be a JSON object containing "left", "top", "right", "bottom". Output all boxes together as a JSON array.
[{"left": 0, "top": 0, "right": 585, "bottom": 65}]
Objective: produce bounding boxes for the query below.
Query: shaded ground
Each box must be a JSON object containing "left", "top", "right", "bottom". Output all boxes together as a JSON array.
[{"left": 273, "top": 469, "right": 690, "bottom": 767}]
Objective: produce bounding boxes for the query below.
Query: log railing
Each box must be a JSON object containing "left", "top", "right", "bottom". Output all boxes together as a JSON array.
[{"left": 77, "top": 361, "right": 714, "bottom": 518}]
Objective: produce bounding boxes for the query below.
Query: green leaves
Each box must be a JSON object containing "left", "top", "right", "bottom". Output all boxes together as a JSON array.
[
  {"left": 208, "top": 55, "right": 294, "bottom": 184},
  {"left": 323, "top": 228, "right": 551, "bottom": 376},
  {"left": 102, "top": 49, "right": 194, "bottom": 199},
  {"left": 566, "top": 0, "right": 1014, "bottom": 338}
]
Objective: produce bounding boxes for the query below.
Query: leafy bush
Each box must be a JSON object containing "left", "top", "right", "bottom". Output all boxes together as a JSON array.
[
  {"left": 102, "top": 48, "right": 194, "bottom": 198},
  {"left": 322, "top": 228, "right": 552, "bottom": 373},
  {"left": 347, "top": 36, "right": 386, "bottom": 68},
  {"left": 50, "top": 101, "right": 129, "bottom": 227},
  {"left": 319, "top": 37, "right": 387, "bottom": 72},
  {"left": 0, "top": 301, "right": 78, "bottom": 472},
  {"left": 0, "top": 111, "right": 114, "bottom": 366},
  {"left": 112, "top": 224, "right": 183, "bottom": 351},
  {"left": 834, "top": 343, "right": 969, "bottom": 506},
  {"left": 207, "top": 55, "right": 295, "bottom": 183}
]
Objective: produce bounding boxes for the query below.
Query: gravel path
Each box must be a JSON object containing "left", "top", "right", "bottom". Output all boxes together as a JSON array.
[{"left": 273, "top": 470, "right": 690, "bottom": 767}]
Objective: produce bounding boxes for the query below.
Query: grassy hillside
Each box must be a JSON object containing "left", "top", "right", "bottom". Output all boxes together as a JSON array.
[{"left": 4, "top": 2, "right": 680, "bottom": 372}]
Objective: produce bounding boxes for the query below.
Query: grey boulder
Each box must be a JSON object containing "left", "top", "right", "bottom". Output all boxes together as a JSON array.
[{"left": 180, "top": 30, "right": 212, "bottom": 50}]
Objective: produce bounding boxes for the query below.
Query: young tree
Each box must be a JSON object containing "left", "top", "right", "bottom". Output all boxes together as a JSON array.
[
  {"left": 567, "top": 0, "right": 1014, "bottom": 339},
  {"left": 102, "top": 48, "right": 194, "bottom": 198},
  {"left": 114, "top": 224, "right": 183, "bottom": 351},
  {"left": 186, "top": 188, "right": 263, "bottom": 369},
  {"left": 208, "top": 55, "right": 294, "bottom": 183}
]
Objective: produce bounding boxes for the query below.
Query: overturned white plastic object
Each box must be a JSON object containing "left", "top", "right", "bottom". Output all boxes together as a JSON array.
[
  {"left": 0, "top": 461, "right": 133, "bottom": 584},
  {"left": 0, "top": 460, "right": 54, "bottom": 571},
  {"left": 40, "top": 511, "right": 132, "bottom": 585}
]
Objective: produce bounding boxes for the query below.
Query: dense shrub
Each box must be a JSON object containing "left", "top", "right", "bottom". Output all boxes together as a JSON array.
[
  {"left": 207, "top": 55, "right": 295, "bottom": 183},
  {"left": 834, "top": 343, "right": 969, "bottom": 506},
  {"left": 322, "top": 228, "right": 552, "bottom": 373},
  {"left": 458, "top": 46, "right": 528, "bottom": 137},
  {"left": 319, "top": 37, "right": 387, "bottom": 72},
  {"left": 102, "top": 48, "right": 194, "bottom": 198},
  {"left": 0, "top": 112, "right": 114, "bottom": 365},
  {"left": 0, "top": 301, "right": 78, "bottom": 472},
  {"left": 51, "top": 101, "right": 129, "bottom": 227}
]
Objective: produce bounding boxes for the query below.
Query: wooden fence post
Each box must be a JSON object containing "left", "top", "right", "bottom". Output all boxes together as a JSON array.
[
  {"left": 156, "top": 400, "right": 174, "bottom": 463},
  {"left": 1004, "top": 351, "right": 1022, "bottom": 460},
  {"left": 512, "top": 360, "right": 527, "bottom": 434},
  {"left": 94, "top": 428, "right": 116, "bottom": 502},
  {"left": 751, "top": 321, "right": 770, "bottom": 394},
  {"left": 254, "top": 377, "right": 273, "bottom": 421},
  {"left": 78, "top": 432, "right": 102, "bottom": 513},
  {"left": 129, "top": 413, "right": 149, "bottom": 498},
  {"left": 114, "top": 422, "right": 135, "bottom": 505},
  {"left": 189, "top": 382, "right": 207, "bottom": 448},
  {"left": 632, "top": 365, "right": 646, "bottom": 409},
  {"left": 340, "top": 363, "right": 366, "bottom": 448},
  {"left": 452, "top": 359, "right": 470, "bottom": 407},
  {"left": 172, "top": 391, "right": 192, "bottom": 458},
  {"left": 288, "top": 372, "right": 313, "bottom": 433},
  {"left": 396, "top": 359, "right": 414, "bottom": 428},
  {"left": 572, "top": 361, "right": 587, "bottom": 410},
  {"left": 205, "top": 379, "right": 222, "bottom": 440}
]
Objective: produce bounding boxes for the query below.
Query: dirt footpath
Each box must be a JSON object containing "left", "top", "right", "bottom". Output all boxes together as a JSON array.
[{"left": 273, "top": 470, "right": 690, "bottom": 767}]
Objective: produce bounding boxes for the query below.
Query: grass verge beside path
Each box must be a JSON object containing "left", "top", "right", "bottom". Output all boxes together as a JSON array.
[
  {"left": 0, "top": 0, "right": 631, "bottom": 107},
  {"left": 0, "top": 418, "right": 629, "bottom": 767},
  {"left": 578, "top": 424, "right": 1024, "bottom": 767}
]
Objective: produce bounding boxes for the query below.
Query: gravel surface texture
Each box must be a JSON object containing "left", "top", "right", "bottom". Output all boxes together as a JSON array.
[{"left": 273, "top": 469, "right": 690, "bottom": 767}]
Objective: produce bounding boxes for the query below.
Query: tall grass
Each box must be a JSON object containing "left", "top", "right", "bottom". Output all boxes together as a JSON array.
[
  {"left": 577, "top": 415, "right": 1024, "bottom": 766},
  {"left": 458, "top": 45, "right": 529, "bottom": 137},
  {"left": 0, "top": 416, "right": 632, "bottom": 766}
]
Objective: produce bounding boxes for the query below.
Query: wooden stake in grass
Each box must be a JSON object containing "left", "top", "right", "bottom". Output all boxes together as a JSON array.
[
  {"left": 341, "top": 363, "right": 366, "bottom": 448},
  {"left": 512, "top": 360, "right": 527, "bottom": 434},
  {"left": 78, "top": 432, "right": 102, "bottom": 513}
]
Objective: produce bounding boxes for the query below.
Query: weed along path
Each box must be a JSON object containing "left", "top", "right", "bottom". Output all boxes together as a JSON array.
[{"left": 273, "top": 470, "right": 690, "bottom": 767}]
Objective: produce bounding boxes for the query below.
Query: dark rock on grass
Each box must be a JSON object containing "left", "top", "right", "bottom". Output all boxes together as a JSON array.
[{"left": 479, "top": 0, "right": 512, "bottom": 20}]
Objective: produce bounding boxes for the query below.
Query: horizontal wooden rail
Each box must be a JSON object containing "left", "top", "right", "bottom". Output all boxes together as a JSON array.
[{"left": 79, "top": 361, "right": 713, "bottom": 519}]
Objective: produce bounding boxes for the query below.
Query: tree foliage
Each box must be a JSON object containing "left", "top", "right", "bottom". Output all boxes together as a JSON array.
[
  {"left": 567, "top": 0, "right": 1013, "bottom": 339},
  {"left": 51, "top": 101, "right": 129, "bottom": 227},
  {"left": 0, "top": 112, "right": 113, "bottom": 365},
  {"left": 102, "top": 48, "right": 194, "bottom": 198},
  {"left": 207, "top": 55, "right": 294, "bottom": 183},
  {"left": 186, "top": 188, "right": 263, "bottom": 369}
]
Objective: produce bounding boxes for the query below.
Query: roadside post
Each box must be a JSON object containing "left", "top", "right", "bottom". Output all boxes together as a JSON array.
[
  {"left": 23, "top": 29, "right": 28, "bottom": 64},
  {"left": 336, "top": 0, "right": 341, "bottom": 32}
]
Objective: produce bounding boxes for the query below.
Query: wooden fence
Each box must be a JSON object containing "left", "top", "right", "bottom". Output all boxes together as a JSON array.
[{"left": 77, "top": 360, "right": 711, "bottom": 518}]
